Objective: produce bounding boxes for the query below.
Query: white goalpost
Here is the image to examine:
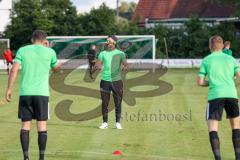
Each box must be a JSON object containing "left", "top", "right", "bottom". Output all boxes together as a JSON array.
[{"left": 47, "top": 35, "right": 157, "bottom": 70}]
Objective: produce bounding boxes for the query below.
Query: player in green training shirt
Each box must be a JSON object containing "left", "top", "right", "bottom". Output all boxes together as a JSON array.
[
  {"left": 95, "top": 35, "right": 128, "bottom": 130},
  {"left": 198, "top": 35, "right": 240, "bottom": 160},
  {"left": 223, "top": 41, "right": 233, "bottom": 56},
  {"left": 5, "top": 30, "right": 60, "bottom": 160}
]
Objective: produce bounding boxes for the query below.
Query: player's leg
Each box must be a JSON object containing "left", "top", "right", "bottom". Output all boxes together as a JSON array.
[
  {"left": 112, "top": 80, "right": 123, "bottom": 129},
  {"left": 90, "top": 62, "right": 95, "bottom": 78},
  {"left": 207, "top": 99, "right": 224, "bottom": 160},
  {"left": 89, "top": 60, "right": 93, "bottom": 74},
  {"left": 100, "top": 80, "right": 111, "bottom": 129},
  {"left": 208, "top": 120, "right": 221, "bottom": 160},
  {"left": 88, "top": 59, "right": 94, "bottom": 78},
  {"left": 34, "top": 96, "right": 49, "bottom": 160},
  {"left": 37, "top": 121, "right": 47, "bottom": 160},
  {"left": 225, "top": 98, "right": 240, "bottom": 160},
  {"left": 91, "top": 61, "right": 97, "bottom": 74},
  {"left": 18, "top": 96, "right": 33, "bottom": 160},
  {"left": 21, "top": 121, "right": 32, "bottom": 160},
  {"left": 230, "top": 117, "right": 240, "bottom": 160},
  {"left": 6, "top": 62, "right": 10, "bottom": 75}
]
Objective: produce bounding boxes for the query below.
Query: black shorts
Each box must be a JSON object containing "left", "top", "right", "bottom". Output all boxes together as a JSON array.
[
  {"left": 18, "top": 96, "right": 49, "bottom": 122},
  {"left": 100, "top": 80, "right": 123, "bottom": 94},
  {"left": 206, "top": 98, "right": 239, "bottom": 121}
]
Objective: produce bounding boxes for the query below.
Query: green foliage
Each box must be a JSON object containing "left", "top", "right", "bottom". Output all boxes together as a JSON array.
[
  {"left": 147, "top": 17, "right": 239, "bottom": 58},
  {"left": 119, "top": 1, "right": 136, "bottom": 13},
  {"left": 147, "top": 24, "right": 170, "bottom": 58},
  {"left": 144, "top": 17, "right": 212, "bottom": 58},
  {"left": 210, "top": 22, "right": 238, "bottom": 57},
  {"left": 0, "top": 40, "right": 8, "bottom": 57},
  {"left": 79, "top": 3, "right": 118, "bottom": 35},
  {"left": 119, "top": 1, "right": 137, "bottom": 20},
  {"left": 41, "top": 0, "right": 82, "bottom": 35},
  {"left": 127, "top": 21, "right": 144, "bottom": 35},
  {"left": 5, "top": 0, "right": 43, "bottom": 49},
  {"left": 179, "top": 17, "right": 211, "bottom": 58},
  {"left": 4, "top": 0, "right": 81, "bottom": 50}
]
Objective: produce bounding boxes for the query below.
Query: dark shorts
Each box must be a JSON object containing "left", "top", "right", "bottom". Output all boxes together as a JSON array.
[
  {"left": 100, "top": 80, "right": 123, "bottom": 94},
  {"left": 206, "top": 98, "right": 239, "bottom": 121},
  {"left": 18, "top": 96, "right": 49, "bottom": 122}
]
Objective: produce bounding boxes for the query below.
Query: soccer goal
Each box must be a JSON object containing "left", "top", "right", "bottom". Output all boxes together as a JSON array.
[
  {"left": 47, "top": 35, "right": 156, "bottom": 69},
  {"left": 0, "top": 39, "right": 10, "bottom": 73}
]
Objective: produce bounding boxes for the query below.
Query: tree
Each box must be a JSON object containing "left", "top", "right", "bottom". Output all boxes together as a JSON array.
[
  {"left": 4, "top": 0, "right": 81, "bottom": 50},
  {"left": 127, "top": 20, "right": 144, "bottom": 35},
  {"left": 210, "top": 22, "right": 239, "bottom": 57},
  {"left": 41, "top": 0, "right": 82, "bottom": 35},
  {"left": 147, "top": 24, "right": 170, "bottom": 58},
  {"left": 119, "top": 2, "right": 137, "bottom": 20},
  {"left": 119, "top": 1, "right": 129, "bottom": 13},
  {"left": 148, "top": 17, "right": 211, "bottom": 58},
  {"left": 180, "top": 17, "right": 211, "bottom": 58},
  {"left": 79, "top": 3, "right": 118, "bottom": 35},
  {"left": 5, "top": 0, "right": 44, "bottom": 49}
]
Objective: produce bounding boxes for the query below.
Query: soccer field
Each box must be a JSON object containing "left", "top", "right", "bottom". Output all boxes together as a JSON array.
[{"left": 0, "top": 68, "right": 238, "bottom": 160}]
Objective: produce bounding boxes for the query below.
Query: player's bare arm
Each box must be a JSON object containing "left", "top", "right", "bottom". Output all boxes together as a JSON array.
[
  {"left": 235, "top": 70, "right": 240, "bottom": 79},
  {"left": 6, "top": 63, "right": 20, "bottom": 102},
  {"left": 94, "top": 60, "right": 102, "bottom": 70},
  {"left": 122, "top": 61, "right": 128, "bottom": 71},
  {"left": 52, "top": 63, "right": 63, "bottom": 72},
  {"left": 197, "top": 77, "right": 209, "bottom": 87}
]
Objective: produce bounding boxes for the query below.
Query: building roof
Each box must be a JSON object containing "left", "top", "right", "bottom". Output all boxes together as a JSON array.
[{"left": 133, "top": 0, "right": 235, "bottom": 23}]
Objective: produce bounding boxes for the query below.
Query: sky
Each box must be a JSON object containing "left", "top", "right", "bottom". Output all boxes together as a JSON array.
[{"left": 71, "top": 0, "right": 139, "bottom": 13}]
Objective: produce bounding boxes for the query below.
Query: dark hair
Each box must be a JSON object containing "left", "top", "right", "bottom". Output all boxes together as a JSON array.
[
  {"left": 32, "top": 30, "right": 47, "bottom": 42},
  {"left": 108, "top": 35, "right": 118, "bottom": 42}
]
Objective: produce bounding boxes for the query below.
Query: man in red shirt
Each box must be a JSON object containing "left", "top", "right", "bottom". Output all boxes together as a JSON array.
[{"left": 2, "top": 48, "right": 13, "bottom": 74}]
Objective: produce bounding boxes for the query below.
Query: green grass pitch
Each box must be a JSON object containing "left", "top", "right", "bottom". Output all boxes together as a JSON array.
[{"left": 0, "top": 69, "right": 238, "bottom": 160}]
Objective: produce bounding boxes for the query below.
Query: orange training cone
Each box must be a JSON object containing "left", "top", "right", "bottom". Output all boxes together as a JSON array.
[{"left": 112, "top": 150, "right": 123, "bottom": 156}]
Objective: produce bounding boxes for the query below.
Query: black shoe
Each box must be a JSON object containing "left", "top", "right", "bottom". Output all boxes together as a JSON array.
[
  {"left": 24, "top": 156, "right": 29, "bottom": 160},
  {"left": 39, "top": 154, "right": 44, "bottom": 160}
]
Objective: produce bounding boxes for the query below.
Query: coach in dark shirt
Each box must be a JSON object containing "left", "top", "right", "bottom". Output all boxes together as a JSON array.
[{"left": 87, "top": 45, "right": 97, "bottom": 78}]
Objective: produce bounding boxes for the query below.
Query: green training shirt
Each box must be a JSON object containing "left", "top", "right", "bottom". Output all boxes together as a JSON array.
[
  {"left": 14, "top": 44, "right": 58, "bottom": 96},
  {"left": 198, "top": 51, "right": 239, "bottom": 100},
  {"left": 223, "top": 48, "right": 233, "bottom": 56},
  {"left": 98, "top": 49, "right": 126, "bottom": 82}
]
